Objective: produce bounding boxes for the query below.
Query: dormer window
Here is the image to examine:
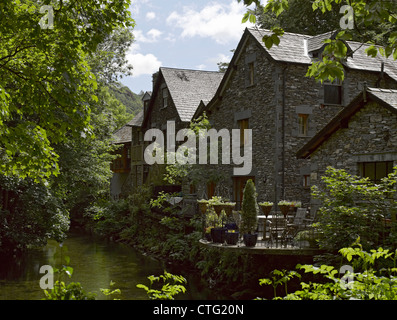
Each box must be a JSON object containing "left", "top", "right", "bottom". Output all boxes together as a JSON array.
[{"left": 324, "top": 79, "right": 342, "bottom": 106}]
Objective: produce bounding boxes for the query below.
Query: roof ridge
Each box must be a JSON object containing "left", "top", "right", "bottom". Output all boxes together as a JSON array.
[
  {"left": 160, "top": 66, "right": 222, "bottom": 74},
  {"left": 368, "top": 87, "right": 397, "bottom": 93},
  {"left": 247, "top": 27, "right": 312, "bottom": 38}
]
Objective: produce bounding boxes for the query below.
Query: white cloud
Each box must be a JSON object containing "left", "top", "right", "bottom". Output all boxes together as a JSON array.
[
  {"left": 209, "top": 53, "right": 232, "bottom": 64},
  {"left": 126, "top": 43, "right": 161, "bottom": 78},
  {"left": 134, "top": 28, "right": 163, "bottom": 43},
  {"left": 146, "top": 11, "right": 156, "bottom": 20},
  {"left": 127, "top": 52, "right": 162, "bottom": 77},
  {"left": 196, "top": 64, "right": 207, "bottom": 70},
  {"left": 166, "top": 1, "right": 254, "bottom": 45}
]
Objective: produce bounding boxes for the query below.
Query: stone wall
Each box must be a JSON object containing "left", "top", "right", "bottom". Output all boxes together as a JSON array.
[{"left": 310, "top": 101, "right": 397, "bottom": 181}]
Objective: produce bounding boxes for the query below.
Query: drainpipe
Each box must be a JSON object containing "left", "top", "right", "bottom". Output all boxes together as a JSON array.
[{"left": 281, "top": 65, "right": 288, "bottom": 200}]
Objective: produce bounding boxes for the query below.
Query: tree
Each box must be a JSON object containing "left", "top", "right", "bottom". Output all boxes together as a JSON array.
[
  {"left": 0, "top": 0, "right": 134, "bottom": 181},
  {"left": 312, "top": 167, "right": 397, "bottom": 252},
  {"left": 0, "top": 0, "right": 135, "bottom": 252},
  {"left": 0, "top": 175, "right": 69, "bottom": 251},
  {"left": 239, "top": 0, "right": 397, "bottom": 83},
  {"left": 255, "top": 0, "right": 342, "bottom": 36}
]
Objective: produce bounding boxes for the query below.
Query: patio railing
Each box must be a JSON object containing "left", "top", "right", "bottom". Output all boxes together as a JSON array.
[{"left": 199, "top": 203, "right": 318, "bottom": 249}]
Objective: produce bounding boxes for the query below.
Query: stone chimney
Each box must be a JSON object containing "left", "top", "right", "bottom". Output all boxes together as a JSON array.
[{"left": 152, "top": 71, "right": 159, "bottom": 91}]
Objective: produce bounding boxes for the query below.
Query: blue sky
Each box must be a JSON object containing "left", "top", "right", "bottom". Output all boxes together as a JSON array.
[{"left": 121, "top": 0, "right": 256, "bottom": 93}]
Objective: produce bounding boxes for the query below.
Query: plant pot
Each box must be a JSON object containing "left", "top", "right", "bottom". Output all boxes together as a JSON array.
[
  {"left": 259, "top": 205, "right": 272, "bottom": 217},
  {"left": 225, "top": 232, "right": 239, "bottom": 245},
  {"left": 243, "top": 233, "right": 258, "bottom": 247},
  {"left": 204, "top": 232, "right": 212, "bottom": 241},
  {"left": 279, "top": 205, "right": 290, "bottom": 218},
  {"left": 225, "top": 223, "right": 238, "bottom": 230},
  {"left": 211, "top": 227, "right": 227, "bottom": 243},
  {"left": 212, "top": 204, "right": 224, "bottom": 216},
  {"left": 222, "top": 204, "right": 235, "bottom": 216}
]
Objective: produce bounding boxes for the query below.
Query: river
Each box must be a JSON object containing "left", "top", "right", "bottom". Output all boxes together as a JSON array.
[{"left": 0, "top": 231, "right": 216, "bottom": 300}]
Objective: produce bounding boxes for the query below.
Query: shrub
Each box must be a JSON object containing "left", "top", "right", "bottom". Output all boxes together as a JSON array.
[
  {"left": 241, "top": 179, "right": 259, "bottom": 234},
  {"left": 312, "top": 167, "right": 397, "bottom": 252}
]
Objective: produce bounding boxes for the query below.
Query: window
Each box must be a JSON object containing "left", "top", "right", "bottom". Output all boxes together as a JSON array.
[
  {"left": 207, "top": 182, "right": 216, "bottom": 199},
  {"left": 298, "top": 114, "right": 309, "bottom": 136},
  {"left": 303, "top": 175, "right": 311, "bottom": 188},
  {"left": 324, "top": 80, "right": 342, "bottom": 105},
  {"left": 248, "top": 62, "right": 255, "bottom": 86},
  {"left": 244, "top": 53, "right": 256, "bottom": 87},
  {"left": 358, "top": 161, "right": 394, "bottom": 183},
  {"left": 162, "top": 88, "right": 168, "bottom": 108},
  {"left": 238, "top": 119, "right": 249, "bottom": 147}
]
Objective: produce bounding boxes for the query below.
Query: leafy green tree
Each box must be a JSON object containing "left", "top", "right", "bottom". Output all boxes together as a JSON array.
[
  {"left": 163, "top": 112, "right": 228, "bottom": 195},
  {"left": 255, "top": 0, "right": 342, "bottom": 36},
  {"left": 0, "top": 175, "right": 69, "bottom": 251},
  {"left": 0, "top": 0, "right": 134, "bottom": 181},
  {"left": 239, "top": 0, "right": 397, "bottom": 83},
  {"left": 0, "top": 0, "right": 135, "bottom": 251},
  {"left": 312, "top": 167, "right": 397, "bottom": 252}
]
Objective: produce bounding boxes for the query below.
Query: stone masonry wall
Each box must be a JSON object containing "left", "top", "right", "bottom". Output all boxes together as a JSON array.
[{"left": 311, "top": 101, "right": 397, "bottom": 181}]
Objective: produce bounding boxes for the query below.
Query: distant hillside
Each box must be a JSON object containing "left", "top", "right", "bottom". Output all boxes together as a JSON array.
[{"left": 109, "top": 83, "right": 144, "bottom": 116}]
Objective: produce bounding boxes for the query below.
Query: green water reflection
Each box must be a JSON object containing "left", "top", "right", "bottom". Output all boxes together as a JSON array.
[{"left": 0, "top": 231, "right": 212, "bottom": 300}]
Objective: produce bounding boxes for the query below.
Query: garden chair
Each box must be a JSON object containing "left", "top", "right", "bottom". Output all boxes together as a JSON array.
[
  {"left": 285, "top": 208, "right": 309, "bottom": 239},
  {"left": 268, "top": 215, "right": 287, "bottom": 245}
]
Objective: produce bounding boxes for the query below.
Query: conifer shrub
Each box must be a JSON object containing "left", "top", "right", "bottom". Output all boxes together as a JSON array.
[{"left": 241, "top": 179, "right": 259, "bottom": 235}]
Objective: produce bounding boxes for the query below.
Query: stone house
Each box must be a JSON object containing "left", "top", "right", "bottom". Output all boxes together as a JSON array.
[
  {"left": 193, "top": 27, "right": 397, "bottom": 207},
  {"left": 130, "top": 67, "right": 224, "bottom": 193},
  {"left": 110, "top": 121, "right": 133, "bottom": 200},
  {"left": 297, "top": 87, "right": 397, "bottom": 188}
]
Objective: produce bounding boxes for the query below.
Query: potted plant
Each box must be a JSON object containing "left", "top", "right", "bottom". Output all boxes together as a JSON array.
[
  {"left": 225, "top": 229, "right": 239, "bottom": 245},
  {"left": 208, "top": 196, "right": 225, "bottom": 216},
  {"left": 211, "top": 226, "right": 227, "bottom": 243},
  {"left": 278, "top": 200, "right": 293, "bottom": 218},
  {"left": 197, "top": 199, "right": 209, "bottom": 215},
  {"left": 205, "top": 206, "right": 226, "bottom": 244},
  {"left": 241, "top": 179, "right": 259, "bottom": 247},
  {"left": 290, "top": 201, "right": 302, "bottom": 213},
  {"left": 204, "top": 226, "right": 213, "bottom": 241},
  {"left": 258, "top": 201, "right": 273, "bottom": 218},
  {"left": 221, "top": 201, "right": 236, "bottom": 216}
]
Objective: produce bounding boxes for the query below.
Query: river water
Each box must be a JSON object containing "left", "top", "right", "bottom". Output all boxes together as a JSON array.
[{"left": 0, "top": 231, "right": 215, "bottom": 300}]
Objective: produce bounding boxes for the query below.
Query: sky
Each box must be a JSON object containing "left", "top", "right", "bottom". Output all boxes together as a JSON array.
[{"left": 121, "top": 0, "right": 256, "bottom": 94}]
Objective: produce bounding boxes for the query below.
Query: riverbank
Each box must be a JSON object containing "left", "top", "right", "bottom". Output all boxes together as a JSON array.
[{"left": 81, "top": 214, "right": 317, "bottom": 300}]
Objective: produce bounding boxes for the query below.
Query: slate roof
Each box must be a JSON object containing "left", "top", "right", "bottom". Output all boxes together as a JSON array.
[
  {"left": 248, "top": 28, "right": 312, "bottom": 64},
  {"left": 112, "top": 125, "right": 132, "bottom": 145},
  {"left": 128, "top": 110, "right": 144, "bottom": 127},
  {"left": 307, "top": 31, "right": 335, "bottom": 53},
  {"left": 112, "top": 110, "right": 144, "bottom": 144},
  {"left": 367, "top": 87, "right": 397, "bottom": 110},
  {"left": 247, "top": 28, "right": 397, "bottom": 81},
  {"left": 160, "top": 67, "right": 224, "bottom": 122},
  {"left": 297, "top": 87, "right": 397, "bottom": 159}
]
